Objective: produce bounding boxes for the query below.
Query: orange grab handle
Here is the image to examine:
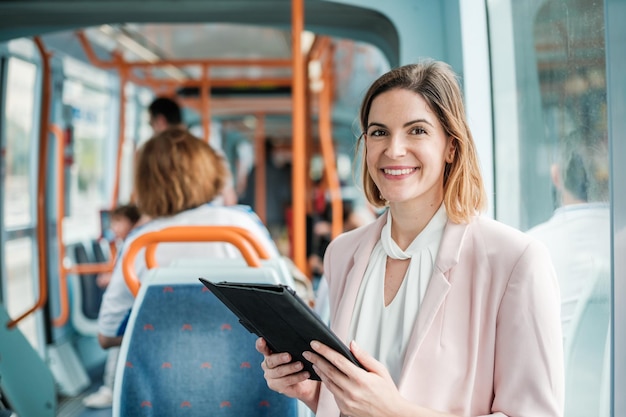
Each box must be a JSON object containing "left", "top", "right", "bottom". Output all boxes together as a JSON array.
[{"left": 122, "top": 226, "right": 262, "bottom": 297}]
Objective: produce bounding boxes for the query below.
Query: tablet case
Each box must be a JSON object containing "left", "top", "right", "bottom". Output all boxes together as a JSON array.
[{"left": 199, "top": 279, "right": 363, "bottom": 380}]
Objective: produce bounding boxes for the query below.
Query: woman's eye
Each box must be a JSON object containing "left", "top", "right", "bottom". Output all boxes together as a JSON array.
[
  {"left": 368, "top": 130, "right": 386, "bottom": 137},
  {"left": 410, "top": 127, "right": 426, "bottom": 135}
]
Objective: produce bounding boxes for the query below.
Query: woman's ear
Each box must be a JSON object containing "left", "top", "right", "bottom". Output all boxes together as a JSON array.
[{"left": 445, "top": 139, "right": 456, "bottom": 163}]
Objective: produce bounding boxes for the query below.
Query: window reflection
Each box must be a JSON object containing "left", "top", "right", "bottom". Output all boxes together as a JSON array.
[{"left": 488, "top": 0, "right": 610, "bottom": 415}]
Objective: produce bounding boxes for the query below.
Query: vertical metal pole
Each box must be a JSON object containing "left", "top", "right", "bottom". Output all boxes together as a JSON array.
[
  {"left": 201, "top": 64, "right": 211, "bottom": 143},
  {"left": 110, "top": 59, "right": 127, "bottom": 208},
  {"left": 254, "top": 114, "right": 267, "bottom": 224},
  {"left": 291, "top": 0, "right": 307, "bottom": 274}
]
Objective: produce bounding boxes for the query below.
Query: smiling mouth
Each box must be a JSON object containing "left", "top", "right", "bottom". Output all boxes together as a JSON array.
[{"left": 382, "top": 168, "right": 416, "bottom": 176}]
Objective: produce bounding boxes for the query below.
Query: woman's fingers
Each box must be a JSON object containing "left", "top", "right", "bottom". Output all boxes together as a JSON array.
[
  {"left": 264, "top": 352, "right": 291, "bottom": 369},
  {"left": 255, "top": 337, "right": 271, "bottom": 356},
  {"left": 349, "top": 341, "right": 388, "bottom": 378},
  {"left": 307, "top": 340, "right": 365, "bottom": 377}
]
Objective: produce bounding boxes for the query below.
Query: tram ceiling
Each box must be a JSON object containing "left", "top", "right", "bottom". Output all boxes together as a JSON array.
[{"left": 0, "top": 0, "right": 400, "bottom": 67}]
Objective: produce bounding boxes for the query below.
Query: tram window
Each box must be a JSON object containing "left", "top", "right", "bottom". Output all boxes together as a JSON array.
[
  {"left": 487, "top": 0, "right": 609, "bottom": 415},
  {"left": 2, "top": 56, "right": 39, "bottom": 346},
  {"left": 3, "top": 57, "right": 37, "bottom": 228},
  {"left": 118, "top": 84, "right": 153, "bottom": 203},
  {"left": 61, "top": 59, "right": 116, "bottom": 241}
]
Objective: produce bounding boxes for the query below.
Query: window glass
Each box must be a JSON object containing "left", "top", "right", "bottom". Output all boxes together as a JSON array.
[
  {"left": 61, "top": 64, "right": 115, "bottom": 242},
  {"left": 4, "top": 57, "right": 37, "bottom": 228},
  {"left": 487, "top": 0, "right": 609, "bottom": 415},
  {"left": 118, "top": 85, "right": 153, "bottom": 204},
  {"left": 2, "top": 56, "right": 39, "bottom": 346}
]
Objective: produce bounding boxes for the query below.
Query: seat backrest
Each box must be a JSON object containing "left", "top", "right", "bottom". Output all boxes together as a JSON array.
[
  {"left": 72, "top": 242, "right": 105, "bottom": 320},
  {"left": 168, "top": 256, "right": 316, "bottom": 305},
  {"left": 169, "top": 256, "right": 293, "bottom": 286},
  {"left": 67, "top": 240, "right": 108, "bottom": 335},
  {"left": 113, "top": 272, "right": 298, "bottom": 417},
  {"left": 564, "top": 258, "right": 611, "bottom": 417},
  {"left": 92, "top": 239, "right": 109, "bottom": 263}
]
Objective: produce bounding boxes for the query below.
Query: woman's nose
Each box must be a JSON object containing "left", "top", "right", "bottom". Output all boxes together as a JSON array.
[{"left": 385, "top": 133, "right": 407, "bottom": 158}]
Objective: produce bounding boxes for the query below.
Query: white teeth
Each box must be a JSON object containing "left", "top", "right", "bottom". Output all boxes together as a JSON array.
[{"left": 383, "top": 168, "right": 414, "bottom": 175}]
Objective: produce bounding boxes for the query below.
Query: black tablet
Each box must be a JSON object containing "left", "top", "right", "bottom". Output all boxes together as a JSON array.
[{"left": 199, "top": 279, "right": 363, "bottom": 380}]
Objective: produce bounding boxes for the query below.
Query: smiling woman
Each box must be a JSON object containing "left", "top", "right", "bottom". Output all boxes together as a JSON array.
[{"left": 256, "top": 60, "right": 564, "bottom": 417}]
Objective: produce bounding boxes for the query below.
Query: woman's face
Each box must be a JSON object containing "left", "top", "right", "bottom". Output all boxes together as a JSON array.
[{"left": 365, "top": 88, "right": 454, "bottom": 207}]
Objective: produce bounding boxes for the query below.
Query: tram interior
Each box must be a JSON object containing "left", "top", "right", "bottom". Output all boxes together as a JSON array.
[{"left": 0, "top": 0, "right": 614, "bottom": 416}]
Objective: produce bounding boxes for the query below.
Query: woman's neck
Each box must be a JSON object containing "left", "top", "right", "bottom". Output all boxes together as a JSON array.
[{"left": 388, "top": 199, "right": 443, "bottom": 250}]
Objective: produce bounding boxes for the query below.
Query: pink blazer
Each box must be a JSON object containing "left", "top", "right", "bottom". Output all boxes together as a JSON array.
[{"left": 318, "top": 213, "right": 564, "bottom": 417}]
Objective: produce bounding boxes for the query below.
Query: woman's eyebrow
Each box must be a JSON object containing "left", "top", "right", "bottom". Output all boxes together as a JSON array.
[
  {"left": 366, "top": 122, "right": 386, "bottom": 130},
  {"left": 367, "top": 118, "right": 434, "bottom": 130},
  {"left": 403, "top": 118, "right": 434, "bottom": 128}
]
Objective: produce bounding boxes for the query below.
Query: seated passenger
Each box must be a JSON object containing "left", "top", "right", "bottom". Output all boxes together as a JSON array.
[
  {"left": 97, "top": 128, "right": 279, "bottom": 349},
  {"left": 148, "top": 96, "right": 238, "bottom": 206},
  {"left": 83, "top": 203, "right": 141, "bottom": 409},
  {"left": 95, "top": 203, "right": 142, "bottom": 289}
]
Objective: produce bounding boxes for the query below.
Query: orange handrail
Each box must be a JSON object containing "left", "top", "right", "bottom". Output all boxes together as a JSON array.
[
  {"left": 66, "top": 263, "right": 115, "bottom": 275},
  {"left": 8, "top": 37, "right": 51, "bottom": 329},
  {"left": 110, "top": 58, "right": 127, "bottom": 208},
  {"left": 127, "top": 75, "right": 293, "bottom": 89},
  {"left": 318, "top": 42, "right": 343, "bottom": 239},
  {"left": 122, "top": 226, "right": 262, "bottom": 297},
  {"left": 291, "top": 0, "right": 307, "bottom": 274},
  {"left": 200, "top": 64, "right": 211, "bottom": 143},
  {"left": 253, "top": 114, "right": 267, "bottom": 224},
  {"left": 50, "top": 124, "right": 69, "bottom": 327},
  {"left": 143, "top": 226, "right": 271, "bottom": 269}
]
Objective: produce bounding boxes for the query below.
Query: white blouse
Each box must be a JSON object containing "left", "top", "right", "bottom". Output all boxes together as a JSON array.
[{"left": 348, "top": 204, "right": 447, "bottom": 383}]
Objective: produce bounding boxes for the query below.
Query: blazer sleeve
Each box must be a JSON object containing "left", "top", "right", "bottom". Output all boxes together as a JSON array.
[{"left": 487, "top": 240, "right": 564, "bottom": 417}]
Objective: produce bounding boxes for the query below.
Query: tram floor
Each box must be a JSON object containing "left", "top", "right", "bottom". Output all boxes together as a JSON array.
[
  {"left": 56, "top": 361, "right": 112, "bottom": 417},
  {"left": 56, "top": 390, "right": 112, "bottom": 417}
]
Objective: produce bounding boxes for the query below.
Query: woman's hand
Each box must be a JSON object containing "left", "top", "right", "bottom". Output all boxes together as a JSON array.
[
  {"left": 256, "top": 337, "right": 320, "bottom": 411},
  {"left": 303, "top": 340, "right": 408, "bottom": 417}
]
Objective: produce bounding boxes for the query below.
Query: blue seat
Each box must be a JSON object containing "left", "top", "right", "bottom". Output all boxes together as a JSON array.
[
  {"left": 113, "top": 225, "right": 302, "bottom": 416},
  {"left": 113, "top": 274, "right": 299, "bottom": 417}
]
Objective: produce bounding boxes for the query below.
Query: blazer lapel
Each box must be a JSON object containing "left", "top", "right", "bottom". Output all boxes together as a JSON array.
[
  {"left": 398, "top": 220, "right": 469, "bottom": 388},
  {"left": 333, "top": 214, "right": 387, "bottom": 342}
]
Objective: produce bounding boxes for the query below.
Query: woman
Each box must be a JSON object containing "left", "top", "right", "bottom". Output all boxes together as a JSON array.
[
  {"left": 257, "top": 60, "right": 563, "bottom": 416},
  {"left": 97, "top": 127, "right": 278, "bottom": 349}
]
